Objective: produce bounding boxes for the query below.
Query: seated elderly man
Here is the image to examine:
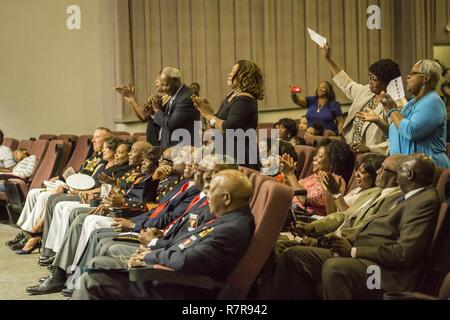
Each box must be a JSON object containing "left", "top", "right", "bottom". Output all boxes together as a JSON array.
[
  {"left": 274, "top": 155, "right": 404, "bottom": 262},
  {"left": 71, "top": 169, "right": 254, "bottom": 300},
  {"left": 91, "top": 154, "right": 238, "bottom": 265},
  {"left": 274, "top": 153, "right": 440, "bottom": 299},
  {"left": 26, "top": 146, "right": 195, "bottom": 295}
]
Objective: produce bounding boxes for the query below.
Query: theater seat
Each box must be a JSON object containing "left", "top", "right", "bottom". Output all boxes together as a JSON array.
[
  {"left": 249, "top": 173, "right": 276, "bottom": 208},
  {"left": 129, "top": 179, "right": 293, "bottom": 299},
  {"left": 435, "top": 168, "right": 450, "bottom": 202},
  {"left": 132, "top": 132, "right": 146, "bottom": 141},
  {"left": 58, "top": 134, "right": 79, "bottom": 158},
  {"left": 38, "top": 134, "right": 58, "bottom": 141},
  {"left": 112, "top": 131, "right": 130, "bottom": 136},
  {"left": 64, "top": 135, "right": 93, "bottom": 172},
  {"left": 294, "top": 145, "right": 317, "bottom": 179},
  {"left": 118, "top": 134, "right": 133, "bottom": 143},
  {"left": 3, "top": 138, "right": 18, "bottom": 151},
  {"left": 1, "top": 140, "right": 68, "bottom": 223},
  {"left": 17, "top": 140, "right": 34, "bottom": 153}
]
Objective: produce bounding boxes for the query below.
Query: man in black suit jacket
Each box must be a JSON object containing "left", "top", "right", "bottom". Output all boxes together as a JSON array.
[
  {"left": 72, "top": 169, "right": 255, "bottom": 299},
  {"left": 151, "top": 67, "right": 200, "bottom": 148}
]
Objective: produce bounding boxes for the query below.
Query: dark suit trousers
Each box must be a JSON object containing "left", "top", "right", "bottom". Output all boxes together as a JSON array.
[{"left": 274, "top": 246, "right": 383, "bottom": 300}]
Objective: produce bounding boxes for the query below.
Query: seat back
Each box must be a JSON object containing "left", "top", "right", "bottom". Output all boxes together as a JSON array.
[
  {"left": 112, "top": 131, "right": 130, "bottom": 136},
  {"left": 38, "top": 134, "right": 58, "bottom": 141},
  {"left": 249, "top": 173, "right": 276, "bottom": 208},
  {"left": 435, "top": 168, "right": 450, "bottom": 202},
  {"left": 294, "top": 145, "right": 317, "bottom": 179},
  {"left": 29, "top": 140, "right": 67, "bottom": 190},
  {"left": 225, "top": 180, "right": 293, "bottom": 299},
  {"left": 119, "top": 134, "right": 133, "bottom": 143},
  {"left": 64, "top": 135, "right": 93, "bottom": 171},
  {"left": 132, "top": 132, "right": 146, "bottom": 142},
  {"left": 137, "top": 135, "right": 147, "bottom": 142},
  {"left": 29, "top": 139, "right": 49, "bottom": 172},
  {"left": 3, "top": 138, "right": 18, "bottom": 151},
  {"left": 17, "top": 140, "right": 34, "bottom": 153}
]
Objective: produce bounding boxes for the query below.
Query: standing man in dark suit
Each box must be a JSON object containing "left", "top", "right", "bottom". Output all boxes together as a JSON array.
[
  {"left": 72, "top": 169, "right": 255, "bottom": 300},
  {"left": 115, "top": 68, "right": 199, "bottom": 147},
  {"left": 273, "top": 153, "right": 440, "bottom": 299},
  {"left": 151, "top": 67, "right": 199, "bottom": 148}
]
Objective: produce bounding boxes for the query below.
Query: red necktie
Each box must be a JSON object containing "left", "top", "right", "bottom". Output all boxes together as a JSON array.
[
  {"left": 148, "top": 182, "right": 190, "bottom": 219},
  {"left": 162, "top": 196, "right": 208, "bottom": 235}
]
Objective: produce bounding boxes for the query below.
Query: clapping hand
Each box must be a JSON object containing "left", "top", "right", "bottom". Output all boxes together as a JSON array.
[
  {"left": 350, "top": 143, "right": 371, "bottom": 154},
  {"left": 192, "top": 95, "right": 214, "bottom": 118},
  {"left": 152, "top": 164, "right": 172, "bottom": 180},
  {"left": 356, "top": 109, "right": 379, "bottom": 123},
  {"left": 149, "top": 95, "right": 163, "bottom": 112},
  {"left": 114, "top": 83, "right": 135, "bottom": 102},
  {"left": 280, "top": 153, "right": 297, "bottom": 176},
  {"left": 317, "top": 170, "right": 341, "bottom": 195},
  {"left": 98, "top": 172, "right": 115, "bottom": 185},
  {"left": 88, "top": 204, "right": 110, "bottom": 216}
]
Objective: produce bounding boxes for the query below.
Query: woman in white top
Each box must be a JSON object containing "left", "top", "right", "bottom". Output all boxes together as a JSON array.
[{"left": 321, "top": 44, "right": 402, "bottom": 155}]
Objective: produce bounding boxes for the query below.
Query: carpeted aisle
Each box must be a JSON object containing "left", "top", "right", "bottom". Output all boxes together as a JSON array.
[{"left": 0, "top": 222, "right": 65, "bottom": 300}]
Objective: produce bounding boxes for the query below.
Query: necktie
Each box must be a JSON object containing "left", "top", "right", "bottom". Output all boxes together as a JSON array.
[{"left": 162, "top": 196, "right": 207, "bottom": 235}]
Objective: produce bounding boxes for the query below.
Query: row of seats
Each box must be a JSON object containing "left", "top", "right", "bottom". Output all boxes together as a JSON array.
[
  {"left": 130, "top": 167, "right": 293, "bottom": 299},
  {"left": 0, "top": 135, "right": 96, "bottom": 223}
]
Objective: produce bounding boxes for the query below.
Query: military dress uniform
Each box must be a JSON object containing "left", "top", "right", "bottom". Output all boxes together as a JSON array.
[{"left": 72, "top": 208, "right": 255, "bottom": 300}]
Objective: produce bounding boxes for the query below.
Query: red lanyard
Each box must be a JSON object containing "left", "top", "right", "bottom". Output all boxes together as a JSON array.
[{"left": 148, "top": 182, "right": 190, "bottom": 219}]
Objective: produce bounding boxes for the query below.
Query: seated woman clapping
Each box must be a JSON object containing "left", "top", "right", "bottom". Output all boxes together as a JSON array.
[{"left": 280, "top": 139, "right": 355, "bottom": 216}]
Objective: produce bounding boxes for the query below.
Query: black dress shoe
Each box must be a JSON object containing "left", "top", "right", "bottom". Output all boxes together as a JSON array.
[
  {"left": 61, "top": 288, "right": 73, "bottom": 297},
  {"left": 38, "top": 256, "right": 55, "bottom": 267},
  {"left": 39, "top": 276, "right": 50, "bottom": 284},
  {"left": 26, "top": 277, "right": 65, "bottom": 295},
  {"left": 5, "top": 231, "right": 26, "bottom": 247},
  {"left": 9, "top": 237, "right": 28, "bottom": 251}
]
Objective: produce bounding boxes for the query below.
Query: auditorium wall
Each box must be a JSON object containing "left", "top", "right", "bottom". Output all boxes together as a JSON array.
[{"left": 0, "top": 0, "right": 116, "bottom": 140}]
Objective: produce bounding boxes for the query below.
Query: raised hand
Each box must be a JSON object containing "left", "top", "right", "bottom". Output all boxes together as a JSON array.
[
  {"left": 280, "top": 153, "right": 297, "bottom": 176},
  {"left": 350, "top": 143, "right": 371, "bottom": 154},
  {"left": 192, "top": 95, "right": 214, "bottom": 117},
  {"left": 320, "top": 42, "right": 331, "bottom": 60},
  {"left": 114, "top": 83, "right": 135, "bottom": 101},
  {"left": 317, "top": 170, "right": 341, "bottom": 195},
  {"left": 379, "top": 91, "right": 397, "bottom": 111}
]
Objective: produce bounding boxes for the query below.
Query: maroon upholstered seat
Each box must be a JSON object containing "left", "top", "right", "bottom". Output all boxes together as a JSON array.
[
  {"left": 3, "top": 138, "right": 18, "bottom": 151},
  {"left": 294, "top": 145, "right": 317, "bottom": 179},
  {"left": 17, "top": 140, "right": 34, "bottom": 153},
  {"left": 64, "top": 135, "right": 92, "bottom": 172}
]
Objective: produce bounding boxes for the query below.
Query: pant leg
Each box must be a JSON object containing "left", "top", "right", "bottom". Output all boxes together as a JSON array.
[
  {"left": 321, "top": 257, "right": 384, "bottom": 300},
  {"left": 53, "top": 211, "right": 90, "bottom": 272},
  {"left": 16, "top": 188, "right": 43, "bottom": 227},
  {"left": 19, "top": 191, "right": 53, "bottom": 232},
  {"left": 76, "top": 228, "right": 118, "bottom": 272},
  {"left": 103, "top": 242, "right": 140, "bottom": 260},
  {"left": 41, "top": 194, "right": 80, "bottom": 257},
  {"left": 273, "top": 246, "right": 333, "bottom": 299},
  {"left": 52, "top": 202, "right": 90, "bottom": 253},
  {"left": 72, "top": 215, "right": 114, "bottom": 265}
]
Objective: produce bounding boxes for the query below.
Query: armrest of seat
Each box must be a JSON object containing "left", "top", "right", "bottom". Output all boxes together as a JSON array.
[
  {"left": 383, "top": 291, "right": 438, "bottom": 300},
  {"left": 0, "top": 174, "right": 28, "bottom": 183},
  {"left": 129, "top": 266, "right": 227, "bottom": 291}
]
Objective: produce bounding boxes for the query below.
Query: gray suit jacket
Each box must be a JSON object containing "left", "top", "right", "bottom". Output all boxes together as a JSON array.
[{"left": 354, "top": 187, "right": 439, "bottom": 292}]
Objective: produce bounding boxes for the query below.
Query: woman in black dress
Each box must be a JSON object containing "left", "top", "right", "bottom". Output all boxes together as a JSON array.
[{"left": 192, "top": 60, "right": 264, "bottom": 169}]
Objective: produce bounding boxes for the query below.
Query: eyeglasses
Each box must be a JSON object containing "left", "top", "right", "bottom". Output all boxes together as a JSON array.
[
  {"left": 408, "top": 71, "right": 428, "bottom": 77},
  {"left": 159, "top": 157, "right": 173, "bottom": 163},
  {"left": 380, "top": 166, "right": 396, "bottom": 175}
]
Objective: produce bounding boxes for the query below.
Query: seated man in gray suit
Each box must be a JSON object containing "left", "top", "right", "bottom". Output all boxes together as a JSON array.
[
  {"left": 71, "top": 169, "right": 255, "bottom": 300},
  {"left": 274, "top": 153, "right": 440, "bottom": 299}
]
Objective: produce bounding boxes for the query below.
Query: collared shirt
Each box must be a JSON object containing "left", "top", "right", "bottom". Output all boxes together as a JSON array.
[
  {"left": 0, "top": 145, "right": 15, "bottom": 169},
  {"left": 404, "top": 187, "right": 425, "bottom": 200}
]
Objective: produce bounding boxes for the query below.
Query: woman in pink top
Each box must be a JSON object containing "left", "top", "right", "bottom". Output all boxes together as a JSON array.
[{"left": 280, "top": 139, "right": 355, "bottom": 216}]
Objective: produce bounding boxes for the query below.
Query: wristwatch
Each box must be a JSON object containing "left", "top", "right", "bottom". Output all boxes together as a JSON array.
[{"left": 209, "top": 117, "right": 217, "bottom": 128}]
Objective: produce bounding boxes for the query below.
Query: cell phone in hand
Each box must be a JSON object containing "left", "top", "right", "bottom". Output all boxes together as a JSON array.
[{"left": 291, "top": 86, "right": 301, "bottom": 94}]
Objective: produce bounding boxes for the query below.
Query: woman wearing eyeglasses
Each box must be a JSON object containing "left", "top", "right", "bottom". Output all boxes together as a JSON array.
[
  {"left": 321, "top": 44, "right": 402, "bottom": 155},
  {"left": 379, "top": 60, "right": 450, "bottom": 168}
]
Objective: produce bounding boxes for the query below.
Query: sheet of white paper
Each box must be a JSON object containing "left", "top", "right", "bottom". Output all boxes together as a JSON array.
[
  {"left": 307, "top": 27, "right": 327, "bottom": 48},
  {"left": 387, "top": 76, "right": 405, "bottom": 101}
]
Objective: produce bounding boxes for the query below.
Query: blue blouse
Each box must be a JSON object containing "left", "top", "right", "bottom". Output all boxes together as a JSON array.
[
  {"left": 389, "top": 91, "right": 450, "bottom": 168},
  {"left": 305, "top": 96, "right": 343, "bottom": 134}
]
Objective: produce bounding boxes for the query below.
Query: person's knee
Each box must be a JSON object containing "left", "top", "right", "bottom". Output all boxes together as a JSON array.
[{"left": 321, "top": 258, "right": 351, "bottom": 282}]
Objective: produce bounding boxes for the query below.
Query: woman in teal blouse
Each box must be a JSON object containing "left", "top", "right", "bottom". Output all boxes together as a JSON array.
[{"left": 383, "top": 60, "right": 450, "bottom": 168}]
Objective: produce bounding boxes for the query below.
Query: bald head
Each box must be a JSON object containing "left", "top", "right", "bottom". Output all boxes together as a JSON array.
[
  {"left": 208, "top": 169, "right": 253, "bottom": 217},
  {"left": 129, "top": 141, "right": 152, "bottom": 166},
  {"left": 397, "top": 153, "right": 435, "bottom": 193}
]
